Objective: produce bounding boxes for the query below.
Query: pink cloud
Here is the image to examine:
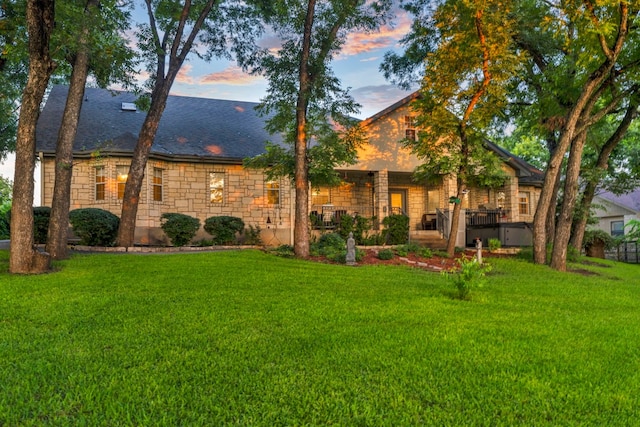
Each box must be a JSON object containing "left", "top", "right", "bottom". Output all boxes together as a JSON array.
[
  {"left": 176, "top": 65, "right": 195, "bottom": 84},
  {"left": 341, "top": 15, "right": 412, "bottom": 57},
  {"left": 200, "top": 66, "right": 261, "bottom": 85}
]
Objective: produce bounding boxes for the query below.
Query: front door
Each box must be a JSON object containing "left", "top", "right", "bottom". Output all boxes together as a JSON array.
[{"left": 389, "top": 189, "right": 407, "bottom": 215}]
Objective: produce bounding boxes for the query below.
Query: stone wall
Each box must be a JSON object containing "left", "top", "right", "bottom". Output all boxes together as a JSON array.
[{"left": 41, "top": 157, "right": 293, "bottom": 245}]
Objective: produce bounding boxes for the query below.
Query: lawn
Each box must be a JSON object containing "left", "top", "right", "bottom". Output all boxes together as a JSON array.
[{"left": 0, "top": 249, "right": 638, "bottom": 425}]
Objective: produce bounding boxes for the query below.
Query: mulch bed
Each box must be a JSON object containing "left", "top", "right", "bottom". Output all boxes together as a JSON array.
[{"left": 313, "top": 248, "right": 508, "bottom": 272}]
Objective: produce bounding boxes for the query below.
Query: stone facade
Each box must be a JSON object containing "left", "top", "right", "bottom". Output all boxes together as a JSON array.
[
  {"left": 41, "top": 156, "right": 293, "bottom": 245},
  {"left": 38, "top": 91, "right": 542, "bottom": 247}
]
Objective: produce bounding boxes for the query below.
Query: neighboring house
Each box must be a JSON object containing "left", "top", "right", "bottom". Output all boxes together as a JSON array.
[
  {"left": 591, "top": 189, "right": 640, "bottom": 238},
  {"left": 36, "top": 86, "right": 544, "bottom": 246}
]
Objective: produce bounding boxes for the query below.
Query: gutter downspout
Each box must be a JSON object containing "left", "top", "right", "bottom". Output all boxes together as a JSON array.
[{"left": 38, "top": 152, "right": 45, "bottom": 206}]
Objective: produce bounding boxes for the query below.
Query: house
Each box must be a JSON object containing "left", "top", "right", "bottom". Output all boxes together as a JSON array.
[
  {"left": 591, "top": 189, "right": 640, "bottom": 237},
  {"left": 36, "top": 86, "right": 544, "bottom": 247}
]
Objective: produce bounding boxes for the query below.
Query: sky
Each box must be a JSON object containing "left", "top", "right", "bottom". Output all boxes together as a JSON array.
[{"left": 0, "top": 2, "right": 416, "bottom": 203}]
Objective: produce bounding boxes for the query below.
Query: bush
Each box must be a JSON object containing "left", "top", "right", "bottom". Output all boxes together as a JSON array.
[
  {"left": 582, "top": 229, "right": 616, "bottom": 250},
  {"left": 161, "top": 213, "right": 200, "bottom": 247},
  {"left": 204, "top": 216, "right": 245, "bottom": 245},
  {"left": 33, "top": 207, "right": 51, "bottom": 244},
  {"left": 241, "top": 225, "right": 263, "bottom": 245},
  {"left": 269, "top": 245, "right": 295, "bottom": 258},
  {"left": 443, "top": 256, "right": 491, "bottom": 300},
  {"left": 6, "top": 206, "right": 51, "bottom": 243},
  {"left": 418, "top": 247, "right": 433, "bottom": 258},
  {"left": 378, "top": 248, "right": 395, "bottom": 260},
  {"left": 69, "top": 208, "right": 119, "bottom": 246},
  {"left": 382, "top": 214, "right": 409, "bottom": 245},
  {"left": 488, "top": 238, "right": 501, "bottom": 251},
  {"left": 0, "top": 207, "right": 9, "bottom": 240},
  {"left": 310, "top": 232, "right": 345, "bottom": 257}
]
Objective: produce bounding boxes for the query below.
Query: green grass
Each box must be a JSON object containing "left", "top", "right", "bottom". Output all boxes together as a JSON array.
[{"left": 0, "top": 250, "right": 639, "bottom": 425}]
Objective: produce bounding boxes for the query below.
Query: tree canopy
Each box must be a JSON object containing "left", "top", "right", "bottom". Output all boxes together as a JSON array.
[{"left": 245, "top": 0, "right": 392, "bottom": 257}]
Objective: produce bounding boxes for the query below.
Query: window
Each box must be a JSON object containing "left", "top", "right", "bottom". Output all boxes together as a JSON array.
[
  {"left": 209, "top": 171, "right": 224, "bottom": 204},
  {"left": 611, "top": 221, "right": 625, "bottom": 237},
  {"left": 95, "top": 166, "right": 106, "bottom": 201},
  {"left": 152, "top": 167, "right": 163, "bottom": 202},
  {"left": 518, "top": 192, "right": 530, "bottom": 215},
  {"left": 404, "top": 115, "right": 417, "bottom": 141},
  {"left": 427, "top": 189, "right": 439, "bottom": 213},
  {"left": 116, "top": 165, "right": 129, "bottom": 200},
  {"left": 266, "top": 180, "right": 280, "bottom": 205},
  {"left": 312, "top": 187, "right": 330, "bottom": 206}
]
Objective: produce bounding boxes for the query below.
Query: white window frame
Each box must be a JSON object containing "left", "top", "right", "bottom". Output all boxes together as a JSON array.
[
  {"left": 518, "top": 192, "right": 530, "bottom": 215},
  {"left": 266, "top": 179, "right": 280, "bottom": 205},
  {"left": 152, "top": 167, "right": 163, "bottom": 202},
  {"left": 116, "top": 165, "right": 129, "bottom": 200},
  {"left": 95, "top": 166, "right": 106, "bottom": 201},
  {"left": 209, "top": 171, "right": 225, "bottom": 204}
]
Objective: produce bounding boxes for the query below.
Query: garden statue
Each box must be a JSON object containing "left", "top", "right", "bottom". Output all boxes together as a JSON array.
[{"left": 346, "top": 232, "right": 356, "bottom": 266}]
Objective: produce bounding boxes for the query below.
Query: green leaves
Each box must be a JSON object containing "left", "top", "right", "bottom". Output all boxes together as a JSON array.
[{"left": 246, "top": 0, "right": 391, "bottom": 187}]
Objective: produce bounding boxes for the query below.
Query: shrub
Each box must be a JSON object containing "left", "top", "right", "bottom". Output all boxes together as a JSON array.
[
  {"left": 204, "top": 216, "right": 245, "bottom": 245},
  {"left": 361, "top": 232, "right": 384, "bottom": 246},
  {"left": 311, "top": 232, "right": 345, "bottom": 258},
  {"left": 434, "top": 250, "right": 450, "bottom": 258},
  {"left": 33, "top": 207, "right": 52, "bottom": 244},
  {"left": 488, "top": 238, "right": 501, "bottom": 251},
  {"left": 418, "top": 247, "right": 433, "bottom": 258},
  {"left": 269, "top": 244, "right": 295, "bottom": 258},
  {"left": 241, "top": 225, "right": 263, "bottom": 246},
  {"left": 69, "top": 208, "right": 119, "bottom": 246},
  {"left": 161, "top": 213, "right": 200, "bottom": 247},
  {"left": 582, "top": 229, "right": 616, "bottom": 250},
  {"left": 443, "top": 256, "right": 491, "bottom": 300},
  {"left": 6, "top": 206, "right": 51, "bottom": 243},
  {"left": 378, "top": 248, "right": 395, "bottom": 260},
  {"left": 0, "top": 207, "right": 9, "bottom": 240},
  {"left": 567, "top": 244, "right": 581, "bottom": 263},
  {"left": 382, "top": 214, "right": 409, "bottom": 245},
  {"left": 396, "top": 246, "right": 408, "bottom": 257}
]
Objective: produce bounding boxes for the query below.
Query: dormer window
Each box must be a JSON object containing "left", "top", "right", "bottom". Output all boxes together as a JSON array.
[
  {"left": 121, "top": 102, "right": 137, "bottom": 111},
  {"left": 404, "top": 115, "right": 417, "bottom": 141}
]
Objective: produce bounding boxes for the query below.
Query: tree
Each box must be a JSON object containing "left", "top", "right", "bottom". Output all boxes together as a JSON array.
[
  {"left": 517, "top": 1, "right": 638, "bottom": 270},
  {"left": 9, "top": 0, "right": 56, "bottom": 273},
  {"left": 116, "top": 0, "right": 260, "bottom": 247},
  {"left": 569, "top": 100, "right": 639, "bottom": 252},
  {"left": 248, "top": 0, "right": 392, "bottom": 258},
  {"left": 45, "top": 0, "right": 135, "bottom": 260},
  {"left": 0, "top": 0, "right": 29, "bottom": 158},
  {"left": 382, "top": 0, "right": 516, "bottom": 256}
]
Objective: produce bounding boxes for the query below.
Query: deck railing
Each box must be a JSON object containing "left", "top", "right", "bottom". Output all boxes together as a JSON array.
[
  {"left": 310, "top": 204, "right": 375, "bottom": 229},
  {"left": 465, "top": 209, "right": 510, "bottom": 226}
]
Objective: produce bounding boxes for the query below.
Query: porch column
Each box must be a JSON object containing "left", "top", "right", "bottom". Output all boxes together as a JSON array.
[{"left": 375, "top": 169, "right": 389, "bottom": 229}]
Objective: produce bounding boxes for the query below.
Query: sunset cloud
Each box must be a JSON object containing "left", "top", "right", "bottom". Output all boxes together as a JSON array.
[
  {"left": 200, "top": 66, "right": 262, "bottom": 85},
  {"left": 341, "top": 15, "right": 412, "bottom": 57},
  {"left": 176, "top": 65, "right": 195, "bottom": 85}
]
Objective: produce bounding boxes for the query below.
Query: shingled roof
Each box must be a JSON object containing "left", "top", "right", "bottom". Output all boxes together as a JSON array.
[{"left": 36, "top": 85, "right": 282, "bottom": 163}]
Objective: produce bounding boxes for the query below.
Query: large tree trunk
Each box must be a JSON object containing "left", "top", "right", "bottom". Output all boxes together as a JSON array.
[
  {"left": 116, "top": 0, "right": 217, "bottom": 247},
  {"left": 533, "top": 82, "right": 613, "bottom": 264},
  {"left": 291, "top": 0, "right": 315, "bottom": 258},
  {"left": 116, "top": 82, "right": 171, "bottom": 247},
  {"left": 446, "top": 178, "right": 465, "bottom": 257},
  {"left": 550, "top": 131, "right": 587, "bottom": 271},
  {"left": 9, "top": 0, "right": 56, "bottom": 274},
  {"left": 532, "top": 4, "right": 629, "bottom": 266},
  {"left": 46, "top": 0, "right": 97, "bottom": 259},
  {"left": 544, "top": 162, "right": 563, "bottom": 251},
  {"left": 569, "top": 102, "right": 638, "bottom": 251}
]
